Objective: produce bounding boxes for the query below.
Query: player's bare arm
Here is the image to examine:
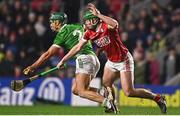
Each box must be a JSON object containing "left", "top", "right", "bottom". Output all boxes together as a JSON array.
[
  {"left": 87, "top": 3, "right": 118, "bottom": 29},
  {"left": 23, "top": 45, "right": 60, "bottom": 75},
  {"left": 57, "top": 39, "right": 87, "bottom": 68}
]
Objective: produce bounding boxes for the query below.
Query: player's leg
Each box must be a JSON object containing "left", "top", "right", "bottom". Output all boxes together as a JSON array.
[
  {"left": 120, "top": 71, "right": 167, "bottom": 113},
  {"left": 75, "top": 73, "right": 104, "bottom": 103},
  {"left": 102, "top": 65, "right": 118, "bottom": 113},
  {"left": 74, "top": 55, "right": 117, "bottom": 113},
  {"left": 72, "top": 75, "right": 103, "bottom": 96},
  {"left": 103, "top": 60, "right": 120, "bottom": 103},
  {"left": 71, "top": 73, "right": 102, "bottom": 99},
  {"left": 72, "top": 73, "right": 116, "bottom": 113},
  {"left": 103, "top": 66, "right": 117, "bottom": 100},
  {"left": 120, "top": 52, "right": 156, "bottom": 98},
  {"left": 73, "top": 55, "right": 103, "bottom": 95},
  {"left": 74, "top": 54, "right": 101, "bottom": 101},
  {"left": 71, "top": 79, "right": 78, "bottom": 95},
  {"left": 120, "top": 71, "right": 156, "bottom": 99},
  {"left": 75, "top": 73, "right": 118, "bottom": 113},
  {"left": 120, "top": 52, "right": 167, "bottom": 113},
  {"left": 74, "top": 54, "right": 104, "bottom": 103}
]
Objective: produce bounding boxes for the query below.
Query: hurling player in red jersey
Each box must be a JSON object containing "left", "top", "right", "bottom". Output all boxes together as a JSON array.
[{"left": 57, "top": 3, "right": 167, "bottom": 114}]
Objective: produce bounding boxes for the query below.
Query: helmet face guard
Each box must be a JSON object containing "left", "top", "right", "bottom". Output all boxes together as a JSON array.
[
  {"left": 83, "top": 11, "right": 98, "bottom": 20},
  {"left": 83, "top": 11, "right": 100, "bottom": 29},
  {"left": 50, "top": 12, "right": 67, "bottom": 25}
]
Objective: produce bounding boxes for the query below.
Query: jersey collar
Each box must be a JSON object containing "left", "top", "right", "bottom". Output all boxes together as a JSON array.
[
  {"left": 96, "top": 23, "right": 102, "bottom": 32},
  {"left": 59, "top": 24, "right": 67, "bottom": 32}
]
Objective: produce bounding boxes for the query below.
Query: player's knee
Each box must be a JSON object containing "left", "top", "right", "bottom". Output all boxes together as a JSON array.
[
  {"left": 72, "top": 87, "right": 78, "bottom": 95},
  {"left": 103, "top": 80, "right": 112, "bottom": 87},
  {"left": 102, "top": 81, "right": 107, "bottom": 87},
  {"left": 78, "top": 90, "right": 86, "bottom": 98},
  {"left": 124, "top": 89, "right": 134, "bottom": 97},
  {"left": 71, "top": 86, "right": 78, "bottom": 95},
  {"left": 78, "top": 91, "right": 85, "bottom": 98}
]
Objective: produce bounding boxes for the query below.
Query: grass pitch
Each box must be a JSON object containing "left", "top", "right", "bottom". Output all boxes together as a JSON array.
[{"left": 0, "top": 104, "right": 179, "bottom": 115}]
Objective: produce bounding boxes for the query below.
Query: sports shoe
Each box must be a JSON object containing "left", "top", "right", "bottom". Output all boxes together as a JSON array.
[
  {"left": 104, "top": 87, "right": 118, "bottom": 114},
  {"left": 104, "top": 99, "right": 118, "bottom": 114},
  {"left": 156, "top": 95, "right": 167, "bottom": 114}
]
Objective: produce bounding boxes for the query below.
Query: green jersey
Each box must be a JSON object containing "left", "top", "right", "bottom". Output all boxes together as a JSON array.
[{"left": 53, "top": 24, "right": 95, "bottom": 56}]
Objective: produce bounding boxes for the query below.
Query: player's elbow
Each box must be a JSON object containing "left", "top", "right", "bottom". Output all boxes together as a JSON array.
[
  {"left": 112, "top": 20, "right": 119, "bottom": 29},
  {"left": 108, "top": 20, "right": 119, "bottom": 29}
]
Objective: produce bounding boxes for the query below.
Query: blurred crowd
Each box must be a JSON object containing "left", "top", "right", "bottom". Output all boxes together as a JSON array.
[{"left": 0, "top": 0, "right": 179, "bottom": 85}]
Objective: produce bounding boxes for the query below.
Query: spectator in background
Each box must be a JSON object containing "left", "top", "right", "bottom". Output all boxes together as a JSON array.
[
  {"left": 0, "top": 47, "right": 5, "bottom": 75},
  {"left": 151, "top": 32, "right": 166, "bottom": 54},
  {"left": 24, "top": 24, "right": 40, "bottom": 57},
  {"left": 133, "top": 39, "right": 146, "bottom": 84},
  {"left": 171, "top": 9, "right": 180, "bottom": 28},
  {"left": 28, "top": 11, "right": 36, "bottom": 26},
  {"left": 34, "top": 15, "right": 47, "bottom": 50},
  {"left": 51, "top": 0, "right": 61, "bottom": 12},
  {"left": 14, "top": 66, "right": 22, "bottom": 78},
  {"left": 133, "top": 39, "right": 144, "bottom": 56},
  {"left": 146, "top": 35, "right": 154, "bottom": 50},
  {"left": 149, "top": 25, "right": 157, "bottom": 37},
  {"left": 153, "top": 13, "right": 171, "bottom": 35},
  {"left": 1, "top": 26, "right": 9, "bottom": 47},
  {"left": 121, "top": 32, "right": 131, "bottom": 52},
  {"left": 137, "top": 20, "right": 149, "bottom": 48},
  {"left": 162, "top": 46, "right": 180, "bottom": 84},
  {"left": 138, "top": 8, "right": 153, "bottom": 30},
  {"left": 133, "top": 47, "right": 146, "bottom": 84},
  {"left": 145, "top": 50, "right": 160, "bottom": 85},
  {"left": 6, "top": 31, "right": 19, "bottom": 55},
  {"left": 0, "top": 48, "right": 5, "bottom": 63},
  {"left": 34, "top": 15, "right": 47, "bottom": 38},
  {"left": 0, "top": 49, "right": 15, "bottom": 76},
  {"left": 17, "top": 27, "right": 27, "bottom": 56},
  {"left": 151, "top": 1, "right": 161, "bottom": 17},
  {"left": 0, "top": 23, "right": 6, "bottom": 52},
  {"left": 126, "top": 22, "right": 137, "bottom": 52}
]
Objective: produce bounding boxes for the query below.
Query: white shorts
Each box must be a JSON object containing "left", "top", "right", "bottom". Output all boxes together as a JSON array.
[
  {"left": 105, "top": 52, "right": 134, "bottom": 72},
  {"left": 76, "top": 54, "right": 100, "bottom": 78}
]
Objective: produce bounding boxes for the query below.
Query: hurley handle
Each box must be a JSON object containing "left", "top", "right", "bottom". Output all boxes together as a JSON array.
[{"left": 39, "top": 67, "right": 58, "bottom": 77}]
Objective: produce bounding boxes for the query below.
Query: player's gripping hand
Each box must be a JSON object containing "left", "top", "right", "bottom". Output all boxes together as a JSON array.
[
  {"left": 57, "top": 60, "right": 64, "bottom": 69},
  {"left": 87, "top": 3, "right": 100, "bottom": 16},
  {"left": 23, "top": 66, "right": 35, "bottom": 75}
]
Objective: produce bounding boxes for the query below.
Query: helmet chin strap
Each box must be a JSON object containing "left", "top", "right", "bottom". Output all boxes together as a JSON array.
[{"left": 91, "top": 19, "right": 100, "bottom": 29}]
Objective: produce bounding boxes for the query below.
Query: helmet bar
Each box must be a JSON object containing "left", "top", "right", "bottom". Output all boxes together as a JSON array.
[{"left": 50, "top": 12, "right": 67, "bottom": 24}]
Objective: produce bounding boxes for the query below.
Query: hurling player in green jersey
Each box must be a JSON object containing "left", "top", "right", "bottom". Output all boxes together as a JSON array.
[{"left": 23, "top": 12, "right": 115, "bottom": 110}]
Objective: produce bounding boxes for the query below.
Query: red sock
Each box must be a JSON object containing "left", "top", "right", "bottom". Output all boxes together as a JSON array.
[{"left": 154, "top": 94, "right": 161, "bottom": 102}]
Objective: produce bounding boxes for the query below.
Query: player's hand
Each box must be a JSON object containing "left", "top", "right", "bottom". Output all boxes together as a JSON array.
[
  {"left": 87, "top": 3, "right": 100, "bottom": 16},
  {"left": 57, "top": 61, "right": 65, "bottom": 69},
  {"left": 23, "top": 66, "right": 35, "bottom": 75}
]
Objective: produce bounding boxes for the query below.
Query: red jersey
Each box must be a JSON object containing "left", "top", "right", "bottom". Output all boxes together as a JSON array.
[{"left": 83, "top": 22, "right": 128, "bottom": 62}]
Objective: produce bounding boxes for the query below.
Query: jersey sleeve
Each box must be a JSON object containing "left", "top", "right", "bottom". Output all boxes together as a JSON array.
[
  {"left": 82, "top": 31, "right": 90, "bottom": 41},
  {"left": 53, "top": 29, "right": 67, "bottom": 47}
]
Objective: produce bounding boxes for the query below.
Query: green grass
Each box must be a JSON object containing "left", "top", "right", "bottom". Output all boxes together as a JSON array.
[{"left": 0, "top": 104, "right": 179, "bottom": 115}]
